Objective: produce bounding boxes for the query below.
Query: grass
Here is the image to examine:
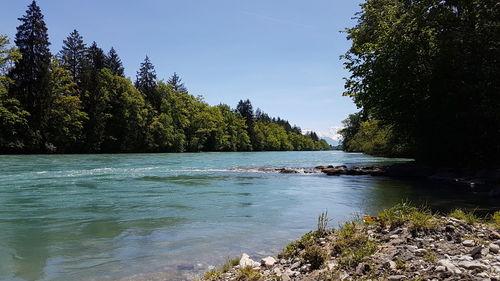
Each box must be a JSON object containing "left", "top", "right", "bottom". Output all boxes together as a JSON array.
[
  {"left": 317, "top": 210, "right": 330, "bottom": 236},
  {"left": 423, "top": 250, "right": 436, "bottom": 263},
  {"left": 491, "top": 211, "right": 500, "bottom": 229},
  {"left": 221, "top": 258, "right": 239, "bottom": 273},
  {"left": 236, "top": 266, "right": 261, "bottom": 281},
  {"left": 376, "top": 201, "right": 437, "bottom": 232},
  {"left": 449, "top": 209, "right": 479, "bottom": 225},
  {"left": 281, "top": 211, "right": 331, "bottom": 258},
  {"left": 395, "top": 258, "right": 406, "bottom": 270},
  {"left": 333, "top": 221, "right": 379, "bottom": 269},
  {"left": 203, "top": 269, "right": 221, "bottom": 280},
  {"left": 301, "top": 243, "right": 327, "bottom": 270}
]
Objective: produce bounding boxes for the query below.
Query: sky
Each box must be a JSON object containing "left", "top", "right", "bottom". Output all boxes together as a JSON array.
[{"left": 1, "top": 0, "right": 362, "bottom": 140}]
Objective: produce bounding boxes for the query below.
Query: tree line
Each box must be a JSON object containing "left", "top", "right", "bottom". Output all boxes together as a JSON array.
[
  {"left": 0, "top": 1, "right": 330, "bottom": 154},
  {"left": 339, "top": 0, "right": 499, "bottom": 167}
]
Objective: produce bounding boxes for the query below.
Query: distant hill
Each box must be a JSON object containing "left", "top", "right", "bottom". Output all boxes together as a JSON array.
[{"left": 321, "top": 137, "right": 339, "bottom": 147}]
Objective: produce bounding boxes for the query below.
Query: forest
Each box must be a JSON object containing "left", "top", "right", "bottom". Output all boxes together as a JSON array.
[
  {"left": 0, "top": 1, "right": 330, "bottom": 154},
  {"left": 339, "top": 0, "right": 499, "bottom": 167}
]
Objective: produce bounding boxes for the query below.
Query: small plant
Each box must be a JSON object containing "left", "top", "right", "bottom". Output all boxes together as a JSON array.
[
  {"left": 423, "top": 250, "right": 436, "bottom": 263},
  {"left": 280, "top": 230, "right": 322, "bottom": 258},
  {"left": 301, "top": 243, "right": 327, "bottom": 270},
  {"left": 203, "top": 269, "right": 222, "bottom": 280},
  {"left": 409, "top": 210, "right": 437, "bottom": 232},
  {"left": 236, "top": 266, "right": 261, "bottom": 281},
  {"left": 317, "top": 211, "right": 330, "bottom": 236},
  {"left": 449, "top": 209, "right": 479, "bottom": 225},
  {"left": 395, "top": 258, "right": 406, "bottom": 270},
  {"left": 491, "top": 211, "right": 500, "bottom": 229},
  {"left": 377, "top": 201, "right": 420, "bottom": 228},
  {"left": 333, "top": 221, "right": 378, "bottom": 269},
  {"left": 221, "top": 258, "right": 239, "bottom": 272}
]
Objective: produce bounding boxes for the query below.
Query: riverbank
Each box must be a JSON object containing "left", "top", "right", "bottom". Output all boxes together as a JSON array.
[
  {"left": 275, "top": 163, "right": 500, "bottom": 198},
  {"left": 201, "top": 203, "right": 500, "bottom": 281}
]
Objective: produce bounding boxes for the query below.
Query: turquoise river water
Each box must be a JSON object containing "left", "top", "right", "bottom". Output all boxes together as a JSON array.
[{"left": 0, "top": 151, "right": 498, "bottom": 281}]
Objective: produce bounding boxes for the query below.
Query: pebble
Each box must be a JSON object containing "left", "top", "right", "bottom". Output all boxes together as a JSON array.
[
  {"left": 388, "top": 275, "right": 407, "bottom": 281},
  {"left": 489, "top": 243, "right": 499, "bottom": 254},
  {"left": 463, "top": 239, "right": 475, "bottom": 247},
  {"left": 438, "top": 259, "right": 463, "bottom": 274},
  {"left": 458, "top": 261, "right": 488, "bottom": 271}
]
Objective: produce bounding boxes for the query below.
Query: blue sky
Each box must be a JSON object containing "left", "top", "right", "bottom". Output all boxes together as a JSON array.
[{"left": 1, "top": 0, "right": 362, "bottom": 139}]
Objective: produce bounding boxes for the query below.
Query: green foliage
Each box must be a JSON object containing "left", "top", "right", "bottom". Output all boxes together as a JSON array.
[
  {"left": 340, "top": 118, "right": 408, "bottom": 157},
  {"left": 301, "top": 243, "right": 327, "bottom": 270},
  {"left": 43, "top": 58, "right": 87, "bottom": 152},
  {"left": 492, "top": 211, "right": 500, "bottom": 229},
  {"left": 377, "top": 202, "right": 437, "bottom": 231},
  {"left": 203, "top": 269, "right": 221, "bottom": 280},
  {"left": 9, "top": 0, "right": 51, "bottom": 146},
  {"left": 317, "top": 211, "right": 329, "bottom": 236},
  {"left": 0, "top": 35, "right": 29, "bottom": 151},
  {"left": 0, "top": 2, "right": 331, "bottom": 154},
  {"left": 236, "top": 266, "right": 261, "bottom": 281},
  {"left": 333, "top": 222, "right": 378, "bottom": 269},
  {"left": 343, "top": 0, "right": 500, "bottom": 166},
  {"left": 449, "top": 209, "right": 479, "bottom": 225}
]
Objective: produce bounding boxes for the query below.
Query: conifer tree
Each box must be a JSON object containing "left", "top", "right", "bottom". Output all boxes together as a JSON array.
[
  {"left": 86, "top": 42, "right": 106, "bottom": 71},
  {"left": 105, "top": 47, "right": 124, "bottom": 77},
  {"left": 167, "top": 72, "right": 188, "bottom": 93},
  {"left": 135, "top": 56, "right": 159, "bottom": 109},
  {"left": 9, "top": 0, "right": 51, "bottom": 139},
  {"left": 59, "top": 29, "right": 86, "bottom": 83}
]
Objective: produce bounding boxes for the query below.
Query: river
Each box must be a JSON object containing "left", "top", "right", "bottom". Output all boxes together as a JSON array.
[{"left": 0, "top": 151, "right": 497, "bottom": 281}]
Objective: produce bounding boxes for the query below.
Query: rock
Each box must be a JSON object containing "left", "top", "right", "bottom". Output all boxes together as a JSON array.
[
  {"left": 438, "top": 259, "right": 462, "bottom": 274},
  {"left": 281, "top": 273, "right": 291, "bottom": 281},
  {"left": 385, "top": 260, "right": 397, "bottom": 270},
  {"left": 290, "top": 261, "right": 301, "bottom": 270},
  {"left": 261, "top": 256, "right": 276, "bottom": 268},
  {"left": 278, "top": 168, "right": 298, "bottom": 174},
  {"left": 327, "top": 262, "right": 336, "bottom": 270},
  {"left": 490, "top": 231, "right": 500, "bottom": 240},
  {"left": 489, "top": 243, "right": 499, "bottom": 254},
  {"left": 435, "top": 266, "right": 446, "bottom": 272},
  {"left": 462, "top": 239, "right": 475, "bottom": 247},
  {"left": 458, "top": 261, "right": 488, "bottom": 271},
  {"left": 240, "top": 253, "right": 260, "bottom": 268},
  {"left": 356, "top": 263, "right": 370, "bottom": 275},
  {"left": 414, "top": 249, "right": 427, "bottom": 256},
  {"left": 470, "top": 246, "right": 489, "bottom": 259},
  {"left": 273, "top": 267, "right": 282, "bottom": 276},
  {"left": 390, "top": 234, "right": 399, "bottom": 239},
  {"left": 388, "top": 275, "right": 407, "bottom": 281}
]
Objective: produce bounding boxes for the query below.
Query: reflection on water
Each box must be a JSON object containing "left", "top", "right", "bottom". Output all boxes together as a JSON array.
[{"left": 0, "top": 151, "right": 497, "bottom": 281}]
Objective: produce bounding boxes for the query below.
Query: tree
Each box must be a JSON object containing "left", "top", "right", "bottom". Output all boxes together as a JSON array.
[
  {"left": 9, "top": 0, "right": 51, "bottom": 146},
  {"left": 343, "top": 0, "right": 500, "bottom": 166},
  {"left": 43, "top": 58, "right": 87, "bottom": 152},
  {"left": 135, "top": 56, "right": 159, "bottom": 109},
  {"left": 236, "top": 99, "right": 254, "bottom": 126},
  {"left": 0, "top": 36, "right": 29, "bottom": 152},
  {"left": 59, "top": 29, "right": 86, "bottom": 83},
  {"left": 167, "top": 72, "right": 188, "bottom": 93},
  {"left": 99, "top": 69, "right": 148, "bottom": 152},
  {"left": 105, "top": 47, "right": 124, "bottom": 77}
]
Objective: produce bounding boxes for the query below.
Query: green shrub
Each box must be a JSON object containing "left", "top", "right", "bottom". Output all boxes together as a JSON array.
[
  {"left": 236, "top": 266, "right": 261, "bottom": 281},
  {"left": 301, "top": 243, "right": 327, "bottom": 270},
  {"left": 203, "top": 269, "right": 221, "bottom": 280},
  {"left": 450, "top": 209, "right": 478, "bottom": 225},
  {"left": 333, "top": 222, "right": 378, "bottom": 268}
]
